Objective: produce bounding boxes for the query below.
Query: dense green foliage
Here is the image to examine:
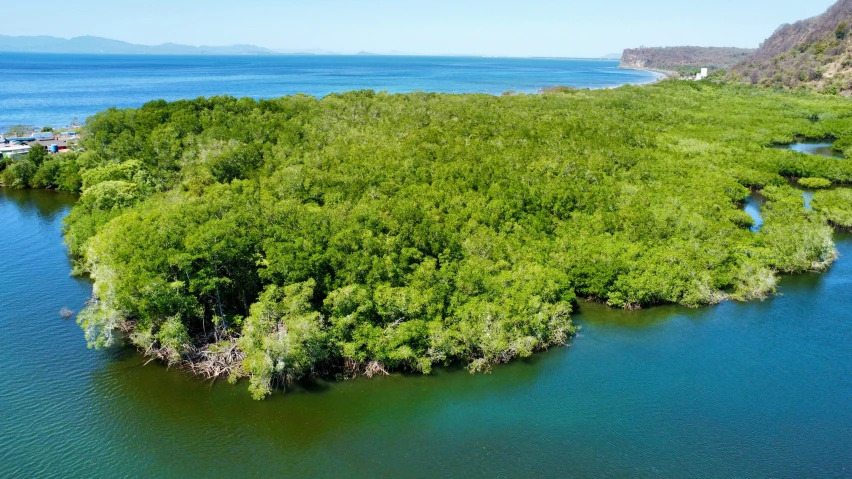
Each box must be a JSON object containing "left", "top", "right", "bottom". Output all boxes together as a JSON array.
[
  {"left": 799, "top": 177, "right": 833, "bottom": 189},
  {"left": 0, "top": 146, "right": 82, "bottom": 191},
  {"left": 10, "top": 80, "right": 851, "bottom": 398},
  {"left": 813, "top": 188, "right": 852, "bottom": 228}
]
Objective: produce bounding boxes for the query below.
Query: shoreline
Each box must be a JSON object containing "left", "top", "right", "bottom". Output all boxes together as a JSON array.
[
  {"left": 622, "top": 66, "right": 678, "bottom": 82},
  {"left": 590, "top": 67, "right": 671, "bottom": 91},
  {"left": 539, "top": 67, "right": 671, "bottom": 93},
  {"left": 6, "top": 80, "right": 852, "bottom": 403},
  {"left": 1, "top": 58, "right": 669, "bottom": 129}
]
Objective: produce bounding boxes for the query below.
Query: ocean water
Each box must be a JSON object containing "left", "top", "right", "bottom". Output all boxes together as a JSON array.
[{"left": 0, "top": 53, "right": 659, "bottom": 130}]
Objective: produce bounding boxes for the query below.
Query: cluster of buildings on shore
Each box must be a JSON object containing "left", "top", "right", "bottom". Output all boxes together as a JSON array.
[{"left": 0, "top": 129, "right": 80, "bottom": 159}]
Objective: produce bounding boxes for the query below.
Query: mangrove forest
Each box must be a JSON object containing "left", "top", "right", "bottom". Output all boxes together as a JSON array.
[{"left": 3, "top": 80, "right": 852, "bottom": 398}]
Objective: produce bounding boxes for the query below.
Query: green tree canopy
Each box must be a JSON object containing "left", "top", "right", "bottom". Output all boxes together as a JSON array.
[{"left": 20, "top": 80, "right": 849, "bottom": 398}]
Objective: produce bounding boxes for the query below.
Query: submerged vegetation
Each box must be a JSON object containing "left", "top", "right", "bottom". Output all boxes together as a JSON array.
[{"left": 3, "top": 80, "right": 852, "bottom": 398}]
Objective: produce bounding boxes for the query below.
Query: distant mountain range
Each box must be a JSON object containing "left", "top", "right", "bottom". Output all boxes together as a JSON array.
[
  {"left": 0, "top": 35, "right": 280, "bottom": 55},
  {"left": 0, "top": 35, "right": 629, "bottom": 59}
]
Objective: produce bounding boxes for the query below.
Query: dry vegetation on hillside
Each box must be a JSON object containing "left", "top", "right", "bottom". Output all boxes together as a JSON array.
[
  {"left": 620, "top": 47, "right": 754, "bottom": 75},
  {"left": 729, "top": 0, "right": 852, "bottom": 94}
]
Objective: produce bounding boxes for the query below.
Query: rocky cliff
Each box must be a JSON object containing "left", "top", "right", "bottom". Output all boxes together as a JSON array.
[{"left": 620, "top": 46, "right": 754, "bottom": 73}]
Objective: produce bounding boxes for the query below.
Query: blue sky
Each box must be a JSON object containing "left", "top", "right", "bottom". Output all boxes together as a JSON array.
[{"left": 4, "top": 0, "right": 838, "bottom": 57}]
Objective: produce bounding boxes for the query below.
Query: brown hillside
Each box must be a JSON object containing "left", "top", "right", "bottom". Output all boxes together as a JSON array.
[
  {"left": 620, "top": 46, "right": 753, "bottom": 75},
  {"left": 730, "top": 0, "right": 852, "bottom": 93}
]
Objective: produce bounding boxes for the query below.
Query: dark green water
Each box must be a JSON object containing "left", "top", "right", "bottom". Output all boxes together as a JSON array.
[{"left": 2, "top": 188, "right": 851, "bottom": 478}]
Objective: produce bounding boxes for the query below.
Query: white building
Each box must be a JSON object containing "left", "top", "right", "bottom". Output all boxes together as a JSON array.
[
  {"left": 695, "top": 68, "right": 710, "bottom": 80},
  {"left": 0, "top": 144, "right": 31, "bottom": 158}
]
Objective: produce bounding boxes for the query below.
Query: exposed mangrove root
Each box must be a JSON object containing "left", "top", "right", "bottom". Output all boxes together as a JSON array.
[
  {"left": 344, "top": 359, "right": 390, "bottom": 379},
  {"left": 363, "top": 361, "right": 390, "bottom": 378},
  {"left": 186, "top": 339, "right": 246, "bottom": 380},
  {"left": 131, "top": 335, "right": 247, "bottom": 381},
  {"left": 828, "top": 220, "right": 852, "bottom": 232}
]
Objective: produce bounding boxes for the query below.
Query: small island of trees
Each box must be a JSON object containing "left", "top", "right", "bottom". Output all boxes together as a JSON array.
[{"left": 2, "top": 80, "right": 852, "bottom": 398}]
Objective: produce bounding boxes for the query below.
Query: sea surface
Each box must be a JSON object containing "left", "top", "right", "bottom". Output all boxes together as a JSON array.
[
  {"left": 1, "top": 189, "right": 851, "bottom": 478},
  {"left": 0, "top": 53, "right": 660, "bottom": 130}
]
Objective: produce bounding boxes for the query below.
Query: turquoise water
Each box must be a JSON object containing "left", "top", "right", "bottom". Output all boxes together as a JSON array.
[
  {"left": 744, "top": 192, "right": 765, "bottom": 231},
  {"left": 0, "top": 54, "right": 660, "bottom": 130},
  {"left": 1, "top": 188, "right": 850, "bottom": 478},
  {"left": 784, "top": 142, "right": 843, "bottom": 159}
]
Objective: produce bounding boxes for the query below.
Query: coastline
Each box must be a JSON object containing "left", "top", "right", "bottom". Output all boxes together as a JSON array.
[
  {"left": 585, "top": 67, "right": 671, "bottom": 91},
  {"left": 540, "top": 66, "right": 670, "bottom": 93},
  {"left": 1, "top": 55, "right": 663, "bottom": 129},
  {"left": 622, "top": 66, "right": 678, "bottom": 83}
]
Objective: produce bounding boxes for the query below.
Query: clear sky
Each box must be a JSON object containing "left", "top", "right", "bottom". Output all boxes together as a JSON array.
[{"left": 2, "top": 0, "right": 839, "bottom": 57}]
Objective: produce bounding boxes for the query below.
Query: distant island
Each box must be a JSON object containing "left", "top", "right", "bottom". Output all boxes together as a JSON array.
[{"left": 0, "top": 35, "right": 280, "bottom": 55}]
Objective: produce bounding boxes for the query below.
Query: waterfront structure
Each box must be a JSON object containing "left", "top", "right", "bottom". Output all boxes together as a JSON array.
[
  {"left": 0, "top": 144, "right": 31, "bottom": 158},
  {"left": 1, "top": 130, "right": 73, "bottom": 156}
]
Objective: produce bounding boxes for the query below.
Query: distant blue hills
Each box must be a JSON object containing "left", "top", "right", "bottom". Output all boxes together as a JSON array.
[
  {"left": 0, "top": 35, "right": 623, "bottom": 58},
  {"left": 0, "top": 35, "right": 283, "bottom": 55}
]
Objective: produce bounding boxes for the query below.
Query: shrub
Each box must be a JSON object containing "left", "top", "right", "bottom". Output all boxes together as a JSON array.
[{"left": 798, "top": 177, "right": 832, "bottom": 189}]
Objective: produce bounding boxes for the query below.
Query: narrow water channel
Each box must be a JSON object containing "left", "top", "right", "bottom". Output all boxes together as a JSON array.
[
  {"left": 778, "top": 141, "right": 845, "bottom": 160},
  {"left": 745, "top": 142, "right": 847, "bottom": 228},
  {"left": 743, "top": 191, "right": 765, "bottom": 231}
]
